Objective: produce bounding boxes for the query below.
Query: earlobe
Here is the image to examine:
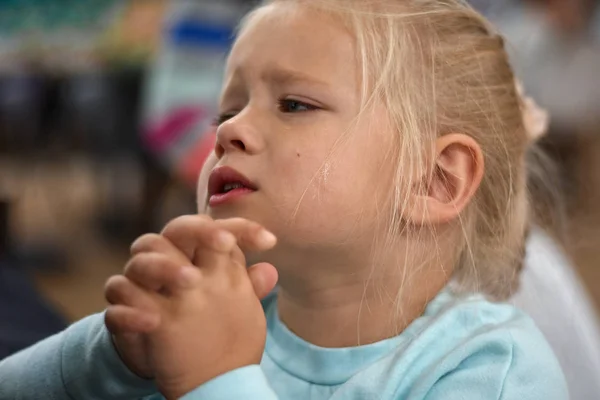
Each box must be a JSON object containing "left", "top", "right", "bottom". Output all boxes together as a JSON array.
[{"left": 406, "top": 134, "right": 484, "bottom": 225}]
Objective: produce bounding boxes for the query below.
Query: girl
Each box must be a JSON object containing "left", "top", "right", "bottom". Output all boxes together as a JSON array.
[{"left": 0, "top": 0, "right": 568, "bottom": 399}]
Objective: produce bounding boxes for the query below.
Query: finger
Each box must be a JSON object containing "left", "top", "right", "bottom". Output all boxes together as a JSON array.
[
  {"left": 214, "top": 218, "right": 277, "bottom": 253},
  {"left": 177, "top": 265, "right": 203, "bottom": 290},
  {"left": 228, "top": 245, "right": 247, "bottom": 268},
  {"left": 247, "top": 262, "right": 279, "bottom": 299},
  {"left": 105, "top": 275, "right": 160, "bottom": 313},
  {"left": 162, "top": 215, "right": 237, "bottom": 274},
  {"left": 125, "top": 252, "right": 192, "bottom": 292},
  {"left": 131, "top": 234, "right": 190, "bottom": 265},
  {"left": 191, "top": 239, "right": 235, "bottom": 275},
  {"left": 161, "top": 215, "right": 236, "bottom": 261},
  {"left": 105, "top": 305, "right": 160, "bottom": 334}
]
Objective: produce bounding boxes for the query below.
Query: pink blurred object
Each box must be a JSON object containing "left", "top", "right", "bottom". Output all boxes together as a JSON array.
[
  {"left": 177, "top": 129, "right": 217, "bottom": 188},
  {"left": 144, "top": 106, "right": 206, "bottom": 154}
]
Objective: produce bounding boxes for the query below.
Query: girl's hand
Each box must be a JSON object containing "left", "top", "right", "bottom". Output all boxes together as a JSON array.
[{"left": 104, "top": 216, "right": 278, "bottom": 398}]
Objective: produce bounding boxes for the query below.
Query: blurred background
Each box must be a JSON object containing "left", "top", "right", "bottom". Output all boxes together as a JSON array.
[{"left": 0, "top": 0, "right": 598, "bottom": 362}]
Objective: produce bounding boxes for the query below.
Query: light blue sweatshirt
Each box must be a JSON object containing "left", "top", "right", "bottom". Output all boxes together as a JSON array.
[{"left": 0, "top": 289, "right": 568, "bottom": 399}]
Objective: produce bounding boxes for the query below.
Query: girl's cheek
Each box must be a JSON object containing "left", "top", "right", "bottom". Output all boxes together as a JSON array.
[{"left": 196, "top": 152, "right": 218, "bottom": 211}]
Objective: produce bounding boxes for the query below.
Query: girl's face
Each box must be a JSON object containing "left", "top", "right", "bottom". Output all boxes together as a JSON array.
[{"left": 198, "top": 2, "right": 395, "bottom": 264}]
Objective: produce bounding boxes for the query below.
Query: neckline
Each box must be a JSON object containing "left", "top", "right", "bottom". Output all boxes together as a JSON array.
[{"left": 263, "top": 289, "right": 455, "bottom": 385}]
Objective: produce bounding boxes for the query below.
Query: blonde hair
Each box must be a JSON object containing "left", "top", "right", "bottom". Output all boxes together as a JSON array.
[{"left": 247, "top": 0, "right": 545, "bottom": 300}]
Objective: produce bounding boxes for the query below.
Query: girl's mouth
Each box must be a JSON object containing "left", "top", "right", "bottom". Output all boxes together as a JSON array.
[{"left": 208, "top": 166, "right": 257, "bottom": 207}]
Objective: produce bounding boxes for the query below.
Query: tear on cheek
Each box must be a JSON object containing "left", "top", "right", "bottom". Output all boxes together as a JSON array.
[{"left": 319, "top": 162, "right": 332, "bottom": 183}]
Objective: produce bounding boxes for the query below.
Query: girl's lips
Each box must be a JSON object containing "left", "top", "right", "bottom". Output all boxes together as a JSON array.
[
  {"left": 209, "top": 187, "right": 255, "bottom": 207},
  {"left": 207, "top": 166, "right": 257, "bottom": 206}
]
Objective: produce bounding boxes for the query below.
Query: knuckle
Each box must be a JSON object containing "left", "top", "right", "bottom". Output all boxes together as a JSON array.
[
  {"left": 232, "top": 269, "right": 253, "bottom": 290},
  {"left": 130, "top": 233, "right": 163, "bottom": 255},
  {"left": 232, "top": 218, "right": 263, "bottom": 234},
  {"left": 226, "top": 217, "right": 255, "bottom": 229},
  {"left": 206, "top": 276, "right": 228, "bottom": 293},
  {"left": 104, "top": 275, "right": 128, "bottom": 301},
  {"left": 105, "top": 308, "right": 131, "bottom": 333},
  {"left": 121, "top": 312, "right": 137, "bottom": 329},
  {"left": 125, "top": 253, "right": 158, "bottom": 277},
  {"left": 126, "top": 252, "right": 178, "bottom": 286},
  {"left": 162, "top": 215, "right": 212, "bottom": 236},
  {"left": 216, "top": 218, "right": 262, "bottom": 240},
  {"left": 161, "top": 216, "right": 190, "bottom": 235},
  {"left": 105, "top": 274, "right": 126, "bottom": 291},
  {"left": 226, "top": 217, "right": 247, "bottom": 224},
  {"left": 124, "top": 254, "right": 142, "bottom": 275},
  {"left": 247, "top": 223, "right": 265, "bottom": 240},
  {"left": 196, "top": 214, "right": 213, "bottom": 222}
]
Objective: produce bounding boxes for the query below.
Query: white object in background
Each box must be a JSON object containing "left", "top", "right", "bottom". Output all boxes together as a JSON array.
[
  {"left": 483, "top": 2, "right": 600, "bottom": 130},
  {"left": 513, "top": 227, "right": 600, "bottom": 400}
]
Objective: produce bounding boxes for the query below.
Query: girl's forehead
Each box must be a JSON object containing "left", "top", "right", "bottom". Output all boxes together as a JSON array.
[
  {"left": 223, "top": 3, "right": 359, "bottom": 92},
  {"left": 232, "top": 3, "right": 354, "bottom": 61}
]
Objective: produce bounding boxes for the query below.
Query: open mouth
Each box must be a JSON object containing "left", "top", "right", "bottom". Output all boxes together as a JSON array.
[
  {"left": 208, "top": 166, "right": 257, "bottom": 206},
  {"left": 221, "top": 182, "right": 249, "bottom": 194}
]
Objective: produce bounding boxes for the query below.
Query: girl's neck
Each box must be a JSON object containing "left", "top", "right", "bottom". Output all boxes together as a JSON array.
[{"left": 276, "top": 263, "right": 450, "bottom": 348}]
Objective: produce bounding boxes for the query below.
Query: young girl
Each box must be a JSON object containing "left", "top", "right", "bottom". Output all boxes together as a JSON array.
[{"left": 0, "top": 1, "right": 568, "bottom": 399}]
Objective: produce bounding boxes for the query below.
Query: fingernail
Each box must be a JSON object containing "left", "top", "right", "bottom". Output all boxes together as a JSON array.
[
  {"left": 179, "top": 266, "right": 199, "bottom": 288},
  {"left": 257, "top": 229, "right": 277, "bottom": 247},
  {"left": 215, "top": 230, "right": 236, "bottom": 251}
]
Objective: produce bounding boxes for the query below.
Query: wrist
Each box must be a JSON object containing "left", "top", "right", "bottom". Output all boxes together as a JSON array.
[{"left": 110, "top": 334, "right": 154, "bottom": 380}]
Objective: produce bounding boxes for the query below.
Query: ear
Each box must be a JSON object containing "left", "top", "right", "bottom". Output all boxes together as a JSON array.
[{"left": 406, "top": 134, "right": 484, "bottom": 225}]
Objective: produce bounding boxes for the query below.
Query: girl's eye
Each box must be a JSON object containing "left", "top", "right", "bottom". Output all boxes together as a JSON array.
[
  {"left": 213, "top": 113, "right": 237, "bottom": 126},
  {"left": 215, "top": 99, "right": 318, "bottom": 125},
  {"left": 278, "top": 99, "right": 319, "bottom": 113}
]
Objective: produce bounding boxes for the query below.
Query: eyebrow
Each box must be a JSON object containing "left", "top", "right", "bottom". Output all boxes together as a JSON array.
[
  {"left": 261, "top": 68, "right": 331, "bottom": 89},
  {"left": 219, "top": 67, "right": 331, "bottom": 107}
]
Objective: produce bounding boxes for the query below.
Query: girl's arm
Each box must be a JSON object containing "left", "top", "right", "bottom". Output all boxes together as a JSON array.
[{"left": 0, "top": 313, "right": 156, "bottom": 400}]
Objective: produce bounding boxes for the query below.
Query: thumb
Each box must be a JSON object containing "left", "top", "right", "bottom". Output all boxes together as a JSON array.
[{"left": 247, "top": 262, "right": 278, "bottom": 299}]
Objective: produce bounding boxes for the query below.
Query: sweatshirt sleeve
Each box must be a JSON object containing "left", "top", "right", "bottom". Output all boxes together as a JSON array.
[
  {"left": 180, "top": 365, "right": 278, "bottom": 400},
  {"left": 0, "top": 312, "right": 157, "bottom": 400}
]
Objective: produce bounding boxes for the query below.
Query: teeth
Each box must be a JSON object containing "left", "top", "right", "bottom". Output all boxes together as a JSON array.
[{"left": 223, "top": 182, "right": 244, "bottom": 193}]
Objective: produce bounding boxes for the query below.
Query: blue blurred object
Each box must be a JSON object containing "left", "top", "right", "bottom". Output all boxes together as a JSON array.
[
  {"left": 168, "top": 19, "right": 236, "bottom": 49},
  {"left": 468, "top": 0, "right": 519, "bottom": 16},
  {"left": 0, "top": 0, "right": 117, "bottom": 34},
  {"left": 0, "top": 199, "right": 66, "bottom": 359},
  {"left": 0, "top": 71, "right": 44, "bottom": 150},
  {"left": 0, "top": 262, "right": 66, "bottom": 360}
]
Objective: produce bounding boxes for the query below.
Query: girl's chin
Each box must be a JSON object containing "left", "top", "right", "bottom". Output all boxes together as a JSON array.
[{"left": 206, "top": 207, "right": 261, "bottom": 223}]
